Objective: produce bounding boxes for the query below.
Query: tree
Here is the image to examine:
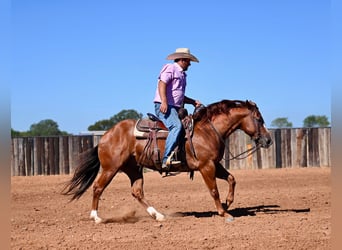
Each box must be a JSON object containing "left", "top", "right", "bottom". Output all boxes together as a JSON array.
[
  {"left": 110, "top": 109, "right": 143, "bottom": 123},
  {"left": 11, "top": 128, "right": 21, "bottom": 137},
  {"left": 303, "top": 115, "right": 330, "bottom": 127},
  {"left": 27, "top": 119, "right": 68, "bottom": 136},
  {"left": 270, "top": 117, "right": 293, "bottom": 128},
  {"left": 88, "top": 109, "right": 143, "bottom": 131},
  {"left": 88, "top": 119, "right": 114, "bottom": 131}
]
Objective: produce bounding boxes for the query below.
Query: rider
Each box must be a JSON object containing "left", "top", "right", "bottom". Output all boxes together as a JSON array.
[{"left": 153, "top": 48, "right": 201, "bottom": 171}]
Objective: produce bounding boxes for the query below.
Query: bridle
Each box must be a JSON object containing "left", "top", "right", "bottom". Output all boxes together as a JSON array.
[{"left": 207, "top": 108, "right": 263, "bottom": 161}]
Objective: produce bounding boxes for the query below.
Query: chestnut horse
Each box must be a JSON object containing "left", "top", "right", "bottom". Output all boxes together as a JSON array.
[{"left": 62, "top": 100, "right": 272, "bottom": 223}]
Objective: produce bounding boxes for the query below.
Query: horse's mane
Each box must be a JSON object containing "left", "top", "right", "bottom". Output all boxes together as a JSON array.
[{"left": 193, "top": 100, "right": 254, "bottom": 122}]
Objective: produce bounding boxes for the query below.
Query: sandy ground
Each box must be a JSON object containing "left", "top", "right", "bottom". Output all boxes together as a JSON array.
[{"left": 11, "top": 167, "right": 331, "bottom": 250}]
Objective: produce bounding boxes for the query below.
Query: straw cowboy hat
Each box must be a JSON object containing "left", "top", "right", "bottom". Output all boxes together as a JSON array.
[{"left": 166, "top": 48, "right": 199, "bottom": 62}]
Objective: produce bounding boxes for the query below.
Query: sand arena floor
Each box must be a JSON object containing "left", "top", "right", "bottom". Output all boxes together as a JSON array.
[{"left": 11, "top": 167, "right": 331, "bottom": 249}]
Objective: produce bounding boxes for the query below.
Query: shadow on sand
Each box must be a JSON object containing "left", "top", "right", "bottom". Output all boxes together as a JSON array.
[
  {"left": 171, "top": 204, "right": 310, "bottom": 218},
  {"left": 98, "top": 204, "right": 311, "bottom": 224}
]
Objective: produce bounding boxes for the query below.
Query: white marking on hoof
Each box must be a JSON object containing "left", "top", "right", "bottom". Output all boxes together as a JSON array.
[
  {"left": 147, "top": 206, "right": 165, "bottom": 221},
  {"left": 90, "top": 210, "right": 103, "bottom": 224},
  {"left": 225, "top": 217, "right": 234, "bottom": 223}
]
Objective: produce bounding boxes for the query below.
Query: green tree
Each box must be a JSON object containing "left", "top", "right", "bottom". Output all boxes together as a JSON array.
[
  {"left": 88, "top": 109, "right": 143, "bottom": 131},
  {"left": 27, "top": 119, "right": 68, "bottom": 136},
  {"left": 11, "top": 128, "right": 33, "bottom": 137},
  {"left": 270, "top": 117, "right": 293, "bottom": 128},
  {"left": 88, "top": 119, "right": 114, "bottom": 131},
  {"left": 11, "top": 128, "right": 21, "bottom": 137},
  {"left": 303, "top": 115, "right": 330, "bottom": 127}
]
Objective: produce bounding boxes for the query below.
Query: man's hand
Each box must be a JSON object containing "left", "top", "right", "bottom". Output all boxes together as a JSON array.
[
  {"left": 158, "top": 80, "right": 168, "bottom": 113},
  {"left": 194, "top": 100, "right": 202, "bottom": 107},
  {"left": 160, "top": 102, "right": 168, "bottom": 114}
]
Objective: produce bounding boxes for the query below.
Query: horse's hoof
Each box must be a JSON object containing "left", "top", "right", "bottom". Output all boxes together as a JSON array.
[
  {"left": 156, "top": 214, "right": 166, "bottom": 222},
  {"left": 94, "top": 217, "right": 103, "bottom": 224},
  {"left": 147, "top": 206, "right": 165, "bottom": 221},
  {"left": 225, "top": 217, "right": 234, "bottom": 223}
]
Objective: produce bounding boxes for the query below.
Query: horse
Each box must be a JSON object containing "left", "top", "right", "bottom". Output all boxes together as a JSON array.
[{"left": 62, "top": 100, "right": 272, "bottom": 223}]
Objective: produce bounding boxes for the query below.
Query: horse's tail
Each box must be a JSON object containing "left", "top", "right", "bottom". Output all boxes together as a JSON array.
[{"left": 62, "top": 145, "right": 100, "bottom": 201}]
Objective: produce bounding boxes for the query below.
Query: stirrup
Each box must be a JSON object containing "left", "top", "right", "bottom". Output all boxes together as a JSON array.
[{"left": 165, "top": 151, "right": 181, "bottom": 167}]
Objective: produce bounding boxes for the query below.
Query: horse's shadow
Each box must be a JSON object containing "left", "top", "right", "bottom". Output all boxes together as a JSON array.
[{"left": 173, "top": 204, "right": 310, "bottom": 218}]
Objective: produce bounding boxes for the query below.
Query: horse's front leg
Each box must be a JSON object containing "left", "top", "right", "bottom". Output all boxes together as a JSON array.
[
  {"left": 215, "top": 163, "right": 236, "bottom": 208},
  {"left": 129, "top": 171, "right": 165, "bottom": 222},
  {"left": 199, "top": 163, "right": 233, "bottom": 220}
]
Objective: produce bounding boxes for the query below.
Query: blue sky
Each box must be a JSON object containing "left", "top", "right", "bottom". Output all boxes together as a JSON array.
[{"left": 11, "top": 0, "right": 331, "bottom": 134}]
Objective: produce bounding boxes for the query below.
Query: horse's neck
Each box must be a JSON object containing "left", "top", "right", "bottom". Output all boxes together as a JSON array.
[{"left": 209, "top": 114, "right": 242, "bottom": 138}]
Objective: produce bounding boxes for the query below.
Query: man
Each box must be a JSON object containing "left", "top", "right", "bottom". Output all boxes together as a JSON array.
[{"left": 153, "top": 48, "right": 201, "bottom": 171}]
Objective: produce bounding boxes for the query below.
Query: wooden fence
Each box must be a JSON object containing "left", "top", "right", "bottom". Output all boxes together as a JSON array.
[
  {"left": 11, "top": 127, "right": 331, "bottom": 176},
  {"left": 11, "top": 136, "right": 101, "bottom": 176},
  {"left": 224, "top": 127, "right": 330, "bottom": 170}
]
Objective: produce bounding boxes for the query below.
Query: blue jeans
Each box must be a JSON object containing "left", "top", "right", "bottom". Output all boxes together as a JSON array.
[{"left": 154, "top": 103, "right": 182, "bottom": 164}]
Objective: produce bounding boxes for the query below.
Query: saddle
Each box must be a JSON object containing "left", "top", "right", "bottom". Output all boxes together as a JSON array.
[
  {"left": 134, "top": 109, "right": 196, "bottom": 170},
  {"left": 134, "top": 113, "right": 169, "bottom": 139}
]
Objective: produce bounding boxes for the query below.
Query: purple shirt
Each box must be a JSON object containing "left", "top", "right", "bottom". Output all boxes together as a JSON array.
[{"left": 153, "top": 63, "right": 187, "bottom": 107}]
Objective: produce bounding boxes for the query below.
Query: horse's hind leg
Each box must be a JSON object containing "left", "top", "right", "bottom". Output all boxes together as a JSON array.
[
  {"left": 215, "top": 163, "right": 236, "bottom": 208},
  {"left": 90, "top": 168, "right": 119, "bottom": 223},
  {"left": 124, "top": 166, "right": 165, "bottom": 221}
]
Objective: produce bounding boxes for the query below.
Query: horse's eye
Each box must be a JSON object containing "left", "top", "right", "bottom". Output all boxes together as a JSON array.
[{"left": 254, "top": 115, "right": 263, "bottom": 123}]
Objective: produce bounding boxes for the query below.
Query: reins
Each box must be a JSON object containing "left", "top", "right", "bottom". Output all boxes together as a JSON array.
[
  {"left": 208, "top": 120, "right": 261, "bottom": 161},
  {"left": 227, "top": 144, "right": 261, "bottom": 160}
]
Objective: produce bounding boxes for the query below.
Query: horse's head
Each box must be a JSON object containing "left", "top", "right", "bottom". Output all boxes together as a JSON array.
[
  {"left": 239, "top": 100, "right": 273, "bottom": 148},
  {"left": 193, "top": 100, "right": 272, "bottom": 148}
]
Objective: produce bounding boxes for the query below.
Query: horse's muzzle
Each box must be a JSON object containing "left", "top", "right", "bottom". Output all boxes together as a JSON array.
[{"left": 255, "top": 136, "right": 273, "bottom": 148}]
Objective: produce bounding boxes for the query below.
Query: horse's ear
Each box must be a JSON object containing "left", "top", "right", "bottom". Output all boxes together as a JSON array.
[{"left": 246, "top": 100, "right": 256, "bottom": 107}]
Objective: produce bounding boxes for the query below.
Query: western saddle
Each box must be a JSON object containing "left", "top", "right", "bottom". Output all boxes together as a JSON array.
[{"left": 134, "top": 109, "right": 195, "bottom": 170}]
